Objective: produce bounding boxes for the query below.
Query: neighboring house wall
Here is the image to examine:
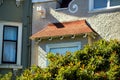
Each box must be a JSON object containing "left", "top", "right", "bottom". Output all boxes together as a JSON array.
[
  {"left": 0, "top": 0, "right": 32, "bottom": 74},
  {"left": 32, "top": 0, "right": 120, "bottom": 67},
  {"left": 32, "top": 0, "right": 120, "bottom": 39}
]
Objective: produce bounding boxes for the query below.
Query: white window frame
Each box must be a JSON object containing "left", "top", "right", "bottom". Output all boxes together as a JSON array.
[
  {"left": 0, "top": 21, "right": 22, "bottom": 69},
  {"left": 89, "top": 0, "right": 120, "bottom": 12},
  {"left": 46, "top": 42, "right": 81, "bottom": 53}
]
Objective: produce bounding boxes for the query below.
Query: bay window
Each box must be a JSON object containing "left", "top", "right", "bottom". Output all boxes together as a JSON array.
[
  {"left": 89, "top": 0, "right": 120, "bottom": 11},
  {"left": 44, "top": 42, "right": 81, "bottom": 66}
]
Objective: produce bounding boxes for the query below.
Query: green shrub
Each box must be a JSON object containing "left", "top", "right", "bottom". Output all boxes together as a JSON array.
[
  {"left": 17, "top": 39, "right": 120, "bottom": 80},
  {"left": 0, "top": 72, "right": 12, "bottom": 80}
]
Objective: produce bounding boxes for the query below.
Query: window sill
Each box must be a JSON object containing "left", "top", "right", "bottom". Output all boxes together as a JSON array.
[
  {"left": 89, "top": 6, "right": 120, "bottom": 13},
  {"left": 0, "top": 64, "right": 22, "bottom": 69}
]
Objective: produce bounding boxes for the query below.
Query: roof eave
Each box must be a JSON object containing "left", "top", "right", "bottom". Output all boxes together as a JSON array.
[{"left": 30, "top": 32, "right": 95, "bottom": 41}]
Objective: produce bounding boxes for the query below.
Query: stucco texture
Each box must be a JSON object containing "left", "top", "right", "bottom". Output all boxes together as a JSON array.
[
  {"left": 31, "top": 0, "right": 120, "bottom": 67},
  {"left": 32, "top": 0, "right": 120, "bottom": 40}
]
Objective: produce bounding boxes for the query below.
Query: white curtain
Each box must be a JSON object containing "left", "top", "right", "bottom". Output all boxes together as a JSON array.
[
  {"left": 4, "top": 27, "right": 17, "bottom": 40},
  {"left": 50, "top": 46, "right": 78, "bottom": 55},
  {"left": 3, "top": 42, "right": 16, "bottom": 62}
]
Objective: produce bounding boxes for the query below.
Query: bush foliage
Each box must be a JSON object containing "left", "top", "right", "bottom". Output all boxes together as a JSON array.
[
  {"left": 0, "top": 72, "right": 12, "bottom": 80},
  {"left": 17, "top": 39, "right": 120, "bottom": 80}
]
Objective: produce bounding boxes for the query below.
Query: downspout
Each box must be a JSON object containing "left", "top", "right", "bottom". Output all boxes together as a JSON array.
[
  {"left": 88, "top": 33, "right": 93, "bottom": 46},
  {"left": 27, "top": 0, "right": 32, "bottom": 67}
]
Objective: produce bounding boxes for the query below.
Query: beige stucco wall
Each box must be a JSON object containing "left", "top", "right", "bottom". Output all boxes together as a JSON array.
[
  {"left": 32, "top": 0, "right": 120, "bottom": 39},
  {"left": 31, "top": 0, "right": 120, "bottom": 67}
]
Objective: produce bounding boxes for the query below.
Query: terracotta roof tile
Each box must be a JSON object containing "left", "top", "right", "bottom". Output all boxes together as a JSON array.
[{"left": 30, "top": 20, "right": 93, "bottom": 40}]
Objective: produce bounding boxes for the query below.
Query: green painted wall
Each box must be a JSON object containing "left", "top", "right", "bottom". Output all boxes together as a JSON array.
[
  {"left": 0, "top": 0, "right": 32, "bottom": 73},
  {"left": 0, "top": 0, "right": 22, "bottom": 22},
  {"left": 21, "top": 0, "right": 32, "bottom": 69}
]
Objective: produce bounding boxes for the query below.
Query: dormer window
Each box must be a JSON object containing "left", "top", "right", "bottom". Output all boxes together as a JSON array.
[
  {"left": 89, "top": 0, "right": 120, "bottom": 11},
  {"left": 56, "top": 0, "right": 72, "bottom": 9}
]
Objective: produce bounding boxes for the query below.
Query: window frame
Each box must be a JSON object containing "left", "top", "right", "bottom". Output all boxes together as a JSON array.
[
  {"left": 89, "top": 0, "right": 120, "bottom": 12},
  {"left": 0, "top": 21, "right": 22, "bottom": 68},
  {"left": 2, "top": 26, "right": 18, "bottom": 64}
]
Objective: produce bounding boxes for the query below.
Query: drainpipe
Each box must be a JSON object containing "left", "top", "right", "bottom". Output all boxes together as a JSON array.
[{"left": 88, "top": 33, "right": 93, "bottom": 46}]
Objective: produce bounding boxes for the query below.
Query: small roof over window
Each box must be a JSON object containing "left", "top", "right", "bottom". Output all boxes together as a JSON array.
[{"left": 30, "top": 20, "right": 94, "bottom": 40}]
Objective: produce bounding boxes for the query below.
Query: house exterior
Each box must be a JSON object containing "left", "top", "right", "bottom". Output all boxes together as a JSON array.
[
  {"left": 31, "top": 0, "right": 120, "bottom": 68},
  {"left": 0, "top": 0, "right": 32, "bottom": 75}
]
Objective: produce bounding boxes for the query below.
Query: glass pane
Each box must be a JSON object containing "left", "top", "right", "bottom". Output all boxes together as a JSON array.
[
  {"left": 110, "top": 0, "right": 120, "bottom": 6},
  {"left": 60, "top": 0, "right": 72, "bottom": 8},
  {"left": 3, "top": 42, "right": 16, "bottom": 63},
  {"left": 59, "top": 0, "right": 62, "bottom": 3},
  {"left": 4, "top": 26, "right": 18, "bottom": 40},
  {"left": 94, "top": 0, "right": 107, "bottom": 9},
  {"left": 50, "top": 46, "right": 78, "bottom": 54}
]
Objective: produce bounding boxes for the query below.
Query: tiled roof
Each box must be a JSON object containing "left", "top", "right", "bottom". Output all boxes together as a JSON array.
[{"left": 30, "top": 20, "right": 93, "bottom": 40}]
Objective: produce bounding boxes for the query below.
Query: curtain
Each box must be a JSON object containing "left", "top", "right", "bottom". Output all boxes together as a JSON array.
[
  {"left": 4, "top": 27, "right": 17, "bottom": 40},
  {"left": 2, "top": 27, "right": 17, "bottom": 63},
  {"left": 3, "top": 42, "right": 16, "bottom": 62}
]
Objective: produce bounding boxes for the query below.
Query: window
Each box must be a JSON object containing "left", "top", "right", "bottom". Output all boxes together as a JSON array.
[
  {"left": 94, "top": 0, "right": 107, "bottom": 9},
  {"left": 110, "top": 0, "right": 120, "bottom": 6},
  {"left": 0, "top": 21, "right": 22, "bottom": 68},
  {"left": 46, "top": 42, "right": 81, "bottom": 54},
  {"left": 56, "top": 0, "right": 72, "bottom": 9},
  {"left": 89, "top": 0, "right": 120, "bottom": 11},
  {"left": 37, "top": 42, "right": 81, "bottom": 67},
  {"left": 2, "top": 26, "right": 18, "bottom": 64},
  {"left": 44, "top": 42, "right": 81, "bottom": 66}
]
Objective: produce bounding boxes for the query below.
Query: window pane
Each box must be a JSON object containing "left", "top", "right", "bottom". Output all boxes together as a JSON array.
[
  {"left": 94, "top": 0, "right": 107, "bottom": 9},
  {"left": 50, "top": 46, "right": 78, "bottom": 54},
  {"left": 60, "top": 0, "right": 72, "bottom": 8},
  {"left": 4, "top": 27, "right": 18, "bottom": 40},
  {"left": 110, "top": 0, "right": 120, "bottom": 6},
  {"left": 3, "top": 42, "right": 16, "bottom": 63}
]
